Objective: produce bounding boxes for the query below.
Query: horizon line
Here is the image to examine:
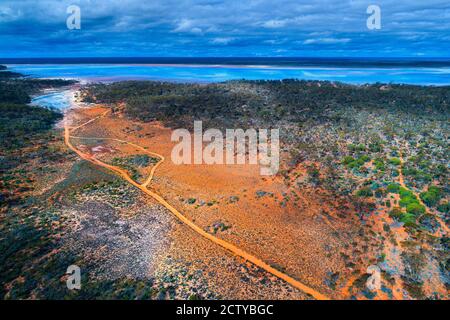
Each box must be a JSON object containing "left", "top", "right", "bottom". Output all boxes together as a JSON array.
[{"left": 2, "top": 56, "right": 450, "bottom": 60}]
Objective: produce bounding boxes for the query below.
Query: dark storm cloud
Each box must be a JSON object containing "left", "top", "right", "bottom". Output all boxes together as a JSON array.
[{"left": 0, "top": 0, "right": 449, "bottom": 57}]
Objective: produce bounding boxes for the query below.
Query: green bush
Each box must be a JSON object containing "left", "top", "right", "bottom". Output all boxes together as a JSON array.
[
  {"left": 369, "top": 142, "right": 383, "bottom": 153},
  {"left": 356, "top": 187, "right": 373, "bottom": 197},
  {"left": 437, "top": 202, "right": 449, "bottom": 213},
  {"left": 374, "top": 158, "right": 385, "bottom": 171},
  {"left": 342, "top": 156, "right": 355, "bottom": 165},
  {"left": 406, "top": 202, "right": 426, "bottom": 216},
  {"left": 307, "top": 166, "right": 320, "bottom": 178},
  {"left": 399, "top": 187, "right": 414, "bottom": 198},
  {"left": 399, "top": 196, "right": 419, "bottom": 207},
  {"left": 389, "top": 207, "right": 403, "bottom": 219},
  {"left": 389, "top": 158, "right": 401, "bottom": 166},
  {"left": 420, "top": 186, "right": 442, "bottom": 207},
  {"left": 343, "top": 155, "right": 371, "bottom": 169},
  {"left": 360, "top": 155, "right": 371, "bottom": 162},
  {"left": 374, "top": 188, "right": 385, "bottom": 198},
  {"left": 400, "top": 213, "right": 417, "bottom": 227},
  {"left": 348, "top": 144, "right": 366, "bottom": 152},
  {"left": 386, "top": 183, "right": 400, "bottom": 193}
]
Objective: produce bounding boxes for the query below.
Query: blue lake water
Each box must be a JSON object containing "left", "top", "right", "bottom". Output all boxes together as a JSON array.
[
  {"left": 31, "top": 90, "right": 74, "bottom": 110},
  {"left": 8, "top": 63, "right": 450, "bottom": 86}
]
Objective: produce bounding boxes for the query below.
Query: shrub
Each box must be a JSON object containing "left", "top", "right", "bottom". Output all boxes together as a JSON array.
[
  {"left": 344, "top": 155, "right": 371, "bottom": 169},
  {"left": 418, "top": 214, "right": 439, "bottom": 233},
  {"left": 399, "top": 196, "right": 419, "bottom": 207},
  {"left": 348, "top": 144, "right": 366, "bottom": 152},
  {"left": 399, "top": 187, "right": 414, "bottom": 198},
  {"left": 406, "top": 202, "right": 426, "bottom": 216},
  {"left": 356, "top": 187, "right": 373, "bottom": 197},
  {"left": 389, "top": 207, "right": 403, "bottom": 220},
  {"left": 386, "top": 183, "right": 400, "bottom": 193},
  {"left": 347, "top": 161, "right": 357, "bottom": 169},
  {"left": 400, "top": 213, "right": 417, "bottom": 227},
  {"left": 342, "top": 156, "right": 355, "bottom": 165},
  {"left": 420, "top": 186, "right": 442, "bottom": 207},
  {"left": 374, "top": 188, "right": 385, "bottom": 198},
  {"left": 389, "top": 158, "right": 401, "bottom": 166},
  {"left": 307, "top": 166, "right": 321, "bottom": 185},
  {"left": 360, "top": 155, "right": 371, "bottom": 163},
  {"left": 374, "top": 158, "right": 385, "bottom": 171},
  {"left": 437, "top": 202, "right": 449, "bottom": 213},
  {"left": 369, "top": 142, "right": 383, "bottom": 153},
  {"left": 0, "top": 103, "right": 62, "bottom": 149}
]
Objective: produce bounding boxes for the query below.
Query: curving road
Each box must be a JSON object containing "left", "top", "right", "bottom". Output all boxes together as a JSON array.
[{"left": 64, "top": 110, "right": 330, "bottom": 300}]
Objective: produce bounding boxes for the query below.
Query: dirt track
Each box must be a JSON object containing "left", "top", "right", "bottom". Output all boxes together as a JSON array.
[{"left": 64, "top": 109, "right": 330, "bottom": 300}]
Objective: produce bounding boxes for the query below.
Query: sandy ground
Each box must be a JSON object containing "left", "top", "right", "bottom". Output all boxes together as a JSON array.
[{"left": 64, "top": 105, "right": 371, "bottom": 299}]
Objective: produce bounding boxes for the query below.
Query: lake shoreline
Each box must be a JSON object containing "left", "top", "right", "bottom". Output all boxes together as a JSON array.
[{"left": 8, "top": 63, "right": 450, "bottom": 86}]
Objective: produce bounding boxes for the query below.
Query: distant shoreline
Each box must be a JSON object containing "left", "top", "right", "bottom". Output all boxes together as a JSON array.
[
  {"left": 6, "top": 62, "right": 450, "bottom": 86},
  {"left": 2, "top": 57, "right": 450, "bottom": 68}
]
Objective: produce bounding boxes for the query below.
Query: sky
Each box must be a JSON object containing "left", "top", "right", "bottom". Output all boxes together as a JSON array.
[{"left": 0, "top": 0, "right": 449, "bottom": 58}]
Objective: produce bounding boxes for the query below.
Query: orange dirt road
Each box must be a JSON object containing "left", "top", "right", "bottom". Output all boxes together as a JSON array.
[{"left": 64, "top": 110, "right": 330, "bottom": 300}]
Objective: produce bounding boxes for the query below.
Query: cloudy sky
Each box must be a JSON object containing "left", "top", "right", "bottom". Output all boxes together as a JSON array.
[{"left": 1, "top": 0, "right": 449, "bottom": 58}]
